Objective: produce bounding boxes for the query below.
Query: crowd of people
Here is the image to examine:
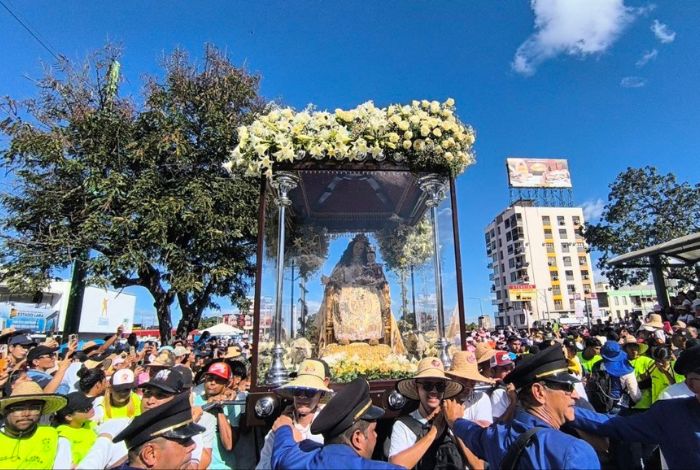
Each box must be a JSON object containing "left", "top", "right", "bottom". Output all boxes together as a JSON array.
[{"left": 0, "top": 292, "right": 698, "bottom": 469}]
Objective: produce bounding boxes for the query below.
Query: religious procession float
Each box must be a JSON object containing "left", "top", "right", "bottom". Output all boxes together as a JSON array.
[{"left": 224, "top": 99, "right": 476, "bottom": 425}]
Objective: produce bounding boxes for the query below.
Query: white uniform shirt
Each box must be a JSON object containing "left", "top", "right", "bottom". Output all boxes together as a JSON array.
[
  {"left": 462, "top": 391, "right": 493, "bottom": 424},
  {"left": 388, "top": 409, "right": 428, "bottom": 457}
]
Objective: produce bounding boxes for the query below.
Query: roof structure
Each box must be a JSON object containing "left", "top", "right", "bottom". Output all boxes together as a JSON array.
[{"left": 608, "top": 232, "right": 700, "bottom": 268}]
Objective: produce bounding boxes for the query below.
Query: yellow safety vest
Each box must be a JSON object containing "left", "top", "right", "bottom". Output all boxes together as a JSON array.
[
  {"left": 0, "top": 426, "right": 58, "bottom": 469},
  {"left": 57, "top": 423, "right": 97, "bottom": 465}
]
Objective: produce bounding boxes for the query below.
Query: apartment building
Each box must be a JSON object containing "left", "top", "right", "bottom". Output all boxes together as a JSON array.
[
  {"left": 485, "top": 200, "right": 594, "bottom": 328},
  {"left": 595, "top": 282, "right": 657, "bottom": 320}
]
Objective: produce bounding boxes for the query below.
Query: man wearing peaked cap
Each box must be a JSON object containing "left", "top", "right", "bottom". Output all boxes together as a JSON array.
[
  {"left": 113, "top": 392, "right": 204, "bottom": 469},
  {"left": 572, "top": 344, "right": 700, "bottom": 470},
  {"left": 270, "top": 377, "right": 403, "bottom": 469},
  {"left": 444, "top": 346, "right": 601, "bottom": 470}
]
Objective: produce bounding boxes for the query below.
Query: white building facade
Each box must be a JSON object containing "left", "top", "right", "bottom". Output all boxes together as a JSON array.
[{"left": 485, "top": 200, "right": 595, "bottom": 328}]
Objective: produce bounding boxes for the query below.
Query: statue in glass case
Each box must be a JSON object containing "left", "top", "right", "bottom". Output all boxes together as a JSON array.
[{"left": 317, "top": 234, "right": 405, "bottom": 354}]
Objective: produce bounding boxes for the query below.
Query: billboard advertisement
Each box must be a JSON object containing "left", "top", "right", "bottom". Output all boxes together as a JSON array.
[
  {"left": 506, "top": 158, "right": 572, "bottom": 188},
  {"left": 0, "top": 302, "right": 60, "bottom": 333},
  {"left": 78, "top": 287, "right": 136, "bottom": 334},
  {"left": 508, "top": 284, "right": 537, "bottom": 302}
]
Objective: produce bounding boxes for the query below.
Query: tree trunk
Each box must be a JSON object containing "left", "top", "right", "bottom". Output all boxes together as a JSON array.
[{"left": 155, "top": 295, "right": 173, "bottom": 344}]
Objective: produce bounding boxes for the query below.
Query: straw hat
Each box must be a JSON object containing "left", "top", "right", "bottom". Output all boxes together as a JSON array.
[
  {"left": 0, "top": 381, "right": 67, "bottom": 415},
  {"left": 223, "top": 346, "right": 242, "bottom": 359},
  {"left": 84, "top": 357, "right": 112, "bottom": 371},
  {"left": 148, "top": 350, "right": 175, "bottom": 368},
  {"left": 475, "top": 343, "right": 497, "bottom": 364},
  {"left": 447, "top": 351, "right": 494, "bottom": 384},
  {"left": 396, "top": 357, "right": 463, "bottom": 400},
  {"left": 275, "top": 359, "right": 333, "bottom": 398},
  {"left": 621, "top": 335, "right": 649, "bottom": 356},
  {"left": 641, "top": 313, "right": 664, "bottom": 331}
]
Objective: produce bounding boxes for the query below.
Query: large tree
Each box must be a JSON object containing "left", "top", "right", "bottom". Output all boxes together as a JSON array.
[
  {"left": 583, "top": 166, "right": 700, "bottom": 288},
  {"left": 1, "top": 45, "right": 265, "bottom": 341}
]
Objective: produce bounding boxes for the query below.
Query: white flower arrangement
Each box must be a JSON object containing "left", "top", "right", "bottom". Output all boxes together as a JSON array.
[{"left": 226, "top": 99, "right": 476, "bottom": 178}]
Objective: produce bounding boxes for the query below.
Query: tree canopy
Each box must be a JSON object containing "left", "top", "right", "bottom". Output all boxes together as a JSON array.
[
  {"left": 1, "top": 45, "right": 266, "bottom": 341},
  {"left": 583, "top": 166, "right": 700, "bottom": 288}
]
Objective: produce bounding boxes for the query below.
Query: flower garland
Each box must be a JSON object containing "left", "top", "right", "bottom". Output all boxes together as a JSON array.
[{"left": 226, "top": 99, "right": 476, "bottom": 178}]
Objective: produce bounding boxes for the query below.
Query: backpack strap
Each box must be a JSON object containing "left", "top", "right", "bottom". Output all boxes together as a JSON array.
[
  {"left": 499, "top": 427, "right": 545, "bottom": 470},
  {"left": 398, "top": 414, "right": 429, "bottom": 438}
]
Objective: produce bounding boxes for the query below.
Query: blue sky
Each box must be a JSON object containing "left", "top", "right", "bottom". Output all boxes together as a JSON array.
[{"left": 1, "top": 1, "right": 699, "bottom": 327}]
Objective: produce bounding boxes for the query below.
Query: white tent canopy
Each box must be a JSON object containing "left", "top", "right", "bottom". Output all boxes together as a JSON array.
[{"left": 202, "top": 322, "right": 243, "bottom": 336}]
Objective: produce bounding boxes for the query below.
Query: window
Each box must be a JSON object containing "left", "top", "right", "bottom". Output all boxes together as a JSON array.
[
  {"left": 544, "top": 228, "right": 553, "bottom": 238},
  {"left": 496, "top": 290, "right": 501, "bottom": 299},
  {"left": 557, "top": 216, "right": 565, "bottom": 226},
  {"left": 506, "top": 231, "right": 512, "bottom": 241},
  {"left": 551, "top": 286, "right": 561, "bottom": 295},
  {"left": 572, "top": 216, "right": 581, "bottom": 226},
  {"left": 562, "top": 243, "right": 570, "bottom": 253},
  {"left": 565, "top": 270, "right": 574, "bottom": 281},
  {"left": 554, "top": 300, "right": 563, "bottom": 310},
  {"left": 510, "top": 272, "right": 517, "bottom": 282},
  {"left": 622, "top": 297, "right": 628, "bottom": 305},
  {"left": 569, "top": 299, "right": 576, "bottom": 310},
  {"left": 507, "top": 244, "right": 514, "bottom": 255},
  {"left": 497, "top": 227, "right": 501, "bottom": 235},
  {"left": 542, "top": 215, "right": 551, "bottom": 225},
  {"left": 505, "top": 218, "right": 511, "bottom": 228},
  {"left": 508, "top": 258, "right": 515, "bottom": 268},
  {"left": 547, "top": 258, "right": 557, "bottom": 267},
  {"left": 563, "top": 256, "right": 572, "bottom": 267},
  {"left": 545, "top": 242, "right": 555, "bottom": 252},
  {"left": 581, "top": 270, "right": 590, "bottom": 280},
  {"left": 614, "top": 297, "right": 619, "bottom": 306},
  {"left": 579, "top": 256, "right": 587, "bottom": 266},
  {"left": 550, "top": 270, "right": 559, "bottom": 281},
  {"left": 559, "top": 228, "right": 568, "bottom": 239},
  {"left": 567, "top": 284, "right": 576, "bottom": 294}
]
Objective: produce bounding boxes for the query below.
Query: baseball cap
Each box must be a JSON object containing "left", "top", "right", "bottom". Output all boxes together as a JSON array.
[
  {"left": 490, "top": 350, "right": 514, "bottom": 368},
  {"left": 139, "top": 368, "right": 184, "bottom": 394},
  {"left": 57, "top": 392, "right": 95, "bottom": 416},
  {"left": 111, "top": 368, "right": 136, "bottom": 392},
  {"left": 9, "top": 334, "right": 37, "bottom": 347},
  {"left": 205, "top": 362, "right": 232, "bottom": 381},
  {"left": 27, "top": 345, "right": 57, "bottom": 364}
]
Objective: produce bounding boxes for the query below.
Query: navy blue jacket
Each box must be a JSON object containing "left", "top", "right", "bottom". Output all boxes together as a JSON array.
[
  {"left": 573, "top": 397, "right": 700, "bottom": 470},
  {"left": 271, "top": 425, "right": 404, "bottom": 470},
  {"left": 453, "top": 408, "right": 600, "bottom": 470}
]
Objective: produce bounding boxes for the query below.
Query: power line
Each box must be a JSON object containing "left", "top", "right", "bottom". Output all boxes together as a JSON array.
[{"left": 0, "top": 0, "right": 61, "bottom": 62}]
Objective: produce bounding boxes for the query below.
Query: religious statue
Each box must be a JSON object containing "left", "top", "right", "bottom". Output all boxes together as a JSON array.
[{"left": 317, "top": 234, "right": 405, "bottom": 354}]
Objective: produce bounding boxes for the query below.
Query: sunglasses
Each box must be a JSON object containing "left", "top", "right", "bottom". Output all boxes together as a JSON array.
[
  {"left": 293, "top": 389, "right": 319, "bottom": 398},
  {"left": 142, "top": 389, "right": 173, "bottom": 400},
  {"left": 417, "top": 381, "right": 447, "bottom": 393},
  {"left": 542, "top": 381, "right": 576, "bottom": 394}
]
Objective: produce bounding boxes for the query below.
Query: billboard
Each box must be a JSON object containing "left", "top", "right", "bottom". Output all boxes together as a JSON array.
[
  {"left": 508, "top": 284, "right": 537, "bottom": 302},
  {"left": 506, "top": 158, "right": 572, "bottom": 188},
  {"left": 78, "top": 287, "right": 136, "bottom": 334},
  {"left": 0, "top": 302, "right": 60, "bottom": 333}
]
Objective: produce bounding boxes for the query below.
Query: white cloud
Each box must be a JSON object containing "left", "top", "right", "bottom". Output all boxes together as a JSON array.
[
  {"left": 581, "top": 198, "right": 605, "bottom": 222},
  {"left": 635, "top": 48, "right": 658, "bottom": 67},
  {"left": 620, "top": 76, "right": 647, "bottom": 88},
  {"left": 512, "top": 0, "right": 641, "bottom": 76},
  {"left": 651, "top": 19, "right": 675, "bottom": 43}
]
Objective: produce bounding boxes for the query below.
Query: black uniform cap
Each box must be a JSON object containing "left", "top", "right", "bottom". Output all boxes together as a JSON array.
[
  {"left": 113, "top": 391, "right": 204, "bottom": 450},
  {"left": 310, "top": 377, "right": 384, "bottom": 439},
  {"left": 504, "top": 346, "right": 580, "bottom": 390},
  {"left": 675, "top": 344, "right": 700, "bottom": 375}
]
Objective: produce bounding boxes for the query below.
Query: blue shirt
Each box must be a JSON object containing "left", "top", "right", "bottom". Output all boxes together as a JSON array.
[
  {"left": 193, "top": 392, "right": 244, "bottom": 469},
  {"left": 271, "top": 426, "right": 403, "bottom": 470},
  {"left": 573, "top": 397, "right": 700, "bottom": 470},
  {"left": 453, "top": 408, "right": 600, "bottom": 470}
]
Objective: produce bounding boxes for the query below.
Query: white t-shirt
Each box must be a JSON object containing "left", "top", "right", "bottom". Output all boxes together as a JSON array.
[
  {"left": 55, "top": 437, "right": 73, "bottom": 469},
  {"left": 192, "top": 411, "right": 216, "bottom": 465},
  {"left": 388, "top": 409, "right": 428, "bottom": 458},
  {"left": 256, "top": 408, "right": 324, "bottom": 470},
  {"left": 462, "top": 391, "right": 492, "bottom": 424},
  {"left": 490, "top": 387, "right": 510, "bottom": 420},
  {"left": 78, "top": 417, "right": 131, "bottom": 469}
]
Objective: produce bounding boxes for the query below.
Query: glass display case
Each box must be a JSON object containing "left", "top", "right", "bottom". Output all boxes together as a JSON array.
[{"left": 250, "top": 163, "right": 467, "bottom": 389}]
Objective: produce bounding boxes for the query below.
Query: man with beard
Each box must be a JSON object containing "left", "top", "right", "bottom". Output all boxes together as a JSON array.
[{"left": 444, "top": 346, "right": 600, "bottom": 470}]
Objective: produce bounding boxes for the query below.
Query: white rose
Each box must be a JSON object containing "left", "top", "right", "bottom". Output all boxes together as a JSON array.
[
  {"left": 402, "top": 140, "right": 412, "bottom": 150},
  {"left": 432, "top": 128, "right": 442, "bottom": 137},
  {"left": 420, "top": 126, "right": 430, "bottom": 137}
]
